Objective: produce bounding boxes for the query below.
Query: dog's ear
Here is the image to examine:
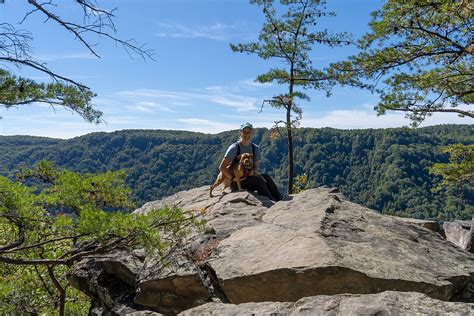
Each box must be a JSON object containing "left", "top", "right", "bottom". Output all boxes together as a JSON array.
[
  {"left": 236, "top": 154, "right": 241, "bottom": 160},
  {"left": 249, "top": 153, "right": 254, "bottom": 157}
]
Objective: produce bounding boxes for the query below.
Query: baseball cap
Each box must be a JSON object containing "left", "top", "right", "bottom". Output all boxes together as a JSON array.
[{"left": 240, "top": 122, "right": 253, "bottom": 131}]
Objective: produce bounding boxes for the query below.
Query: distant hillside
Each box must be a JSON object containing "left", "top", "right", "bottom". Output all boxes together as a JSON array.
[{"left": 0, "top": 125, "right": 472, "bottom": 220}]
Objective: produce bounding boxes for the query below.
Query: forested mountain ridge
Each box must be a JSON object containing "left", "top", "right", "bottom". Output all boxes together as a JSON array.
[{"left": 1, "top": 124, "right": 472, "bottom": 221}]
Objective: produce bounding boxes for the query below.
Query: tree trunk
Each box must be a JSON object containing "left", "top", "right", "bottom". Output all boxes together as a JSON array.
[
  {"left": 287, "top": 107, "right": 294, "bottom": 194},
  {"left": 287, "top": 65, "right": 295, "bottom": 195},
  {"left": 59, "top": 292, "right": 66, "bottom": 316},
  {"left": 46, "top": 265, "right": 66, "bottom": 316}
]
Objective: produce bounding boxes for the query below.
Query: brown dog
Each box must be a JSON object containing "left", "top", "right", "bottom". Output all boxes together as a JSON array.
[{"left": 209, "top": 153, "right": 254, "bottom": 197}]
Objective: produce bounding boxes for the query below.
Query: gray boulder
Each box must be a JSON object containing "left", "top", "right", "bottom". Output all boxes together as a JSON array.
[
  {"left": 134, "top": 186, "right": 273, "bottom": 236},
  {"left": 68, "top": 185, "right": 474, "bottom": 315},
  {"left": 207, "top": 188, "right": 474, "bottom": 303},
  {"left": 134, "top": 249, "right": 212, "bottom": 314},
  {"left": 179, "top": 291, "right": 473, "bottom": 316},
  {"left": 444, "top": 220, "right": 474, "bottom": 253}
]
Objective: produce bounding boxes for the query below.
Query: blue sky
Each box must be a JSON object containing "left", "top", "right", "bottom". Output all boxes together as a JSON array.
[{"left": 0, "top": 0, "right": 471, "bottom": 139}]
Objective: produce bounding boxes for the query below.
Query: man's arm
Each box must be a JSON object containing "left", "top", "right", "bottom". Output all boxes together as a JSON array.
[
  {"left": 253, "top": 145, "right": 261, "bottom": 174},
  {"left": 221, "top": 143, "right": 237, "bottom": 179},
  {"left": 219, "top": 157, "right": 233, "bottom": 178},
  {"left": 253, "top": 160, "right": 260, "bottom": 174}
]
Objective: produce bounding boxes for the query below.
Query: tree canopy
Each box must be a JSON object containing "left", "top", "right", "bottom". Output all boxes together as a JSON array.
[
  {"left": 0, "top": 0, "right": 153, "bottom": 123},
  {"left": 0, "top": 126, "right": 471, "bottom": 221},
  {"left": 0, "top": 161, "right": 203, "bottom": 314},
  {"left": 329, "top": 0, "right": 473, "bottom": 125}
]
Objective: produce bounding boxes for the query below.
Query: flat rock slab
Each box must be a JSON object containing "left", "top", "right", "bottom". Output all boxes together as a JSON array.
[
  {"left": 134, "top": 186, "right": 273, "bottom": 236},
  {"left": 179, "top": 291, "right": 474, "bottom": 315},
  {"left": 208, "top": 188, "right": 474, "bottom": 303},
  {"left": 389, "top": 215, "right": 442, "bottom": 234}
]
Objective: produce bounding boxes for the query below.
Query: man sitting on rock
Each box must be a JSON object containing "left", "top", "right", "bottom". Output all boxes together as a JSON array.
[{"left": 218, "top": 122, "right": 282, "bottom": 202}]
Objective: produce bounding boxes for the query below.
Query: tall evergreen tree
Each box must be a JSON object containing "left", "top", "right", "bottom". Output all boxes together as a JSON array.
[{"left": 231, "top": 0, "right": 351, "bottom": 194}]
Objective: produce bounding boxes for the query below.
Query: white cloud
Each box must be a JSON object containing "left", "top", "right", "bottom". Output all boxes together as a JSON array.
[
  {"left": 237, "top": 78, "right": 273, "bottom": 89},
  {"left": 133, "top": 105, "right": 154, "bottom": 113},
  {"left": 104, "top": 116, "right": 142, "bottom": 125},
  {"left": 117, "top": 88, "right": 259, "bottom": 112},
  {"left": 127, "top": 101, "right": 174, "bottom": 113},
  {"left": 113, "top": 76, "right": 277, "bottom": 115},
  {"left": 359, "top": 103, "right": 375, "bottom": 110},
  {"left": 204, "top": 79, "right": 274, "bottom": 95},
  {"left": 220, "top": 103, "right": 473, "bottom": 130},
  {"left": 155, "top": 22, "right": 255, "bottom": 41},
  {"left": 301, "top": 107, "right": 473, "bottom": 129},
  {"left": 177, "top": 118, "right": 213, "bottom": 125},
  {"left": 207, "top": 95, "right": 256, "bottom": 111},
  {"left": 176, "top": 118, "right": 236, "bottom": 133},
  {"left": 3, "top": 84, "right": 470, "bottom": 139}
]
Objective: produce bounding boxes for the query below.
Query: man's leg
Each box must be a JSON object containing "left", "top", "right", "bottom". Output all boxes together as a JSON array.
[
  {"left": 230, "top": 178, "right": 250, "bottom": 192},
  {"left": 244, "top": 175, "right": 276, "bottom": 201},
  {"left": 260, "top": 174, "right": 283, "bottom": 201}
]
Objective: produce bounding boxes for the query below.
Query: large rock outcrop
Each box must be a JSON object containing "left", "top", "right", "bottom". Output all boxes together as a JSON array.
[
  {"left": 68, "top": 186, "right": 474, "bottom": 315},
  {"left": 180, "top": 291, "right": 472, "bottom": 315},
  {"left": 207, "top": 188, "right": 473, "bottom": 303}
]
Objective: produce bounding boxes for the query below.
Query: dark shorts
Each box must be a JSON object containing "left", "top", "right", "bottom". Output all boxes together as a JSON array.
[{"left": 230, "top": 173, "right": 282, "bottom": 202}]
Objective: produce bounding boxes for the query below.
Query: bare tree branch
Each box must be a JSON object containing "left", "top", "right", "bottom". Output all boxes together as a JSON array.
[
  {"left": 26, "top": 0, "right": 154, "bottom": 60},
  {"left": 386, "top": 105, "right": 474, "bottom": 118},
  {"left": 0, "top": 57, "right": 90, "bottom": 90},
  {"left": 0, "top": 256, "right": 69, "bottom": 266},
  {"left": 1, "top": 234, "right": 86, "bottom": 254},
  {"left": 34, "top": 265, "right": 54, "bottom": 297}
]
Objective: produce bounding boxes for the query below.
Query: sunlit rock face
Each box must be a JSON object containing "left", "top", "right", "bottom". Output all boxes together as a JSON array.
[{"left": 68, "top": 185, "right": 474, "bottom": 315}]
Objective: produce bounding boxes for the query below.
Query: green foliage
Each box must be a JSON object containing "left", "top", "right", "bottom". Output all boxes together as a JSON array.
[
  {"left": 0, "top": 69, "right": 101, "bottom": 123},
  {"left": 0, "top": 126, "right": 471, "bottom": 221},
  {"left": 326, "top": 1, "right": 473, "bottom": 209},
  {"left": 430, "top": 144, "right": 474, "bottom": 189},
  {"left": 0, "top": 161, "right": 203, "bottom": 314},
  {"left": 330, "top": 0, "right": 473, "bottom": 125},
  {"left": 0, "top": 264, "right": 91, "bottom": 314},
  {"left": 292, "top": 173, "right": 309, "bottom": 194}
]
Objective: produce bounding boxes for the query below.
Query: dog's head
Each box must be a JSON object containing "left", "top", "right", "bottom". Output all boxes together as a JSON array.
[{"left": 238, "top": 153, "right": 254, "bottom": 169}]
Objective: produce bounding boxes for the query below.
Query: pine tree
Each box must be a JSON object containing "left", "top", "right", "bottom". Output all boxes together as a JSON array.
[{"left": 231, "top": 0, "right": 351, "bottom": 194}]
